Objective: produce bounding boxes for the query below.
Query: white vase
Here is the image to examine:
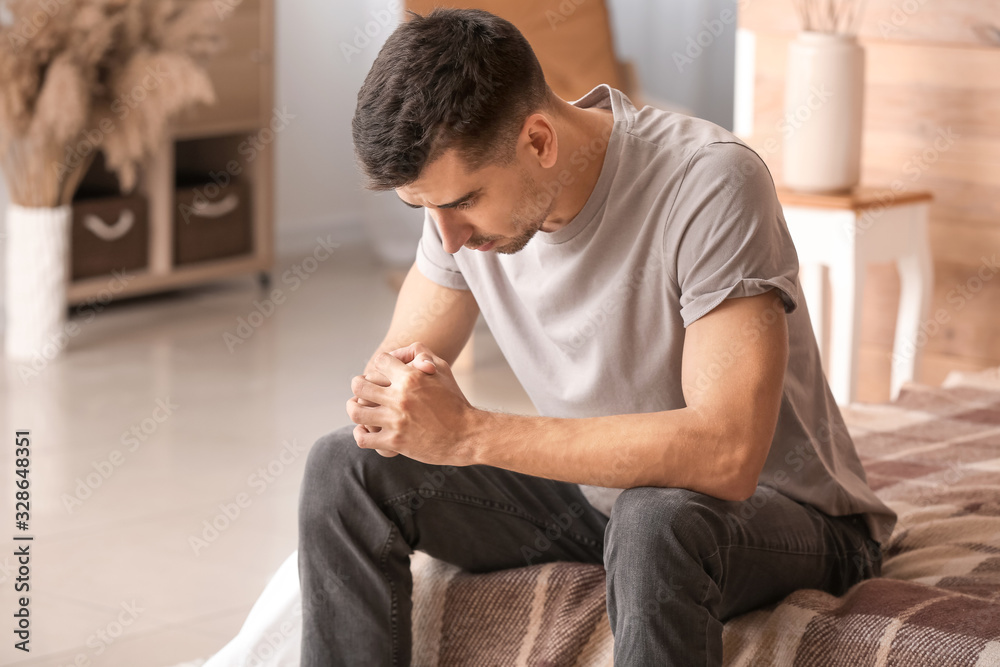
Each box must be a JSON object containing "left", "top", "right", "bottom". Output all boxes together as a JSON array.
[
  {"left": 4, "top": 204, "right": 71, "bottom": 361},
  {"left": 782, "top": 32, "right": 865, "bottom": 193}
]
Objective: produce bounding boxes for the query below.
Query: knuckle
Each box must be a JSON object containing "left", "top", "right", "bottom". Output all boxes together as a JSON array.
[
  {"left": 399, "top": 374, "right": 418, "bottom": 392},
  {"left": 390, "top": 414, "right": 406, "bottom": 433}
]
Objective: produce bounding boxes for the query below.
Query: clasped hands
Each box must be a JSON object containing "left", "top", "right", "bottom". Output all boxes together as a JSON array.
[{"left": 346, "top": 341, "right": 478, "bottom": 466}]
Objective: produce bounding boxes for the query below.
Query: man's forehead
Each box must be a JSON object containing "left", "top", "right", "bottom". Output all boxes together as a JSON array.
[
  {"left": 397, "top": 150, "right": 488, "bottom": 207},
  {"left": 396, "top": 186, "right": 482, "bottom": 210}
]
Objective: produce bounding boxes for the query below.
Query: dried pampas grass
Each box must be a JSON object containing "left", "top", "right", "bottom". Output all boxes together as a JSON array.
[{"left": 0, "top": 0, "right": 221, "bottom": 207}]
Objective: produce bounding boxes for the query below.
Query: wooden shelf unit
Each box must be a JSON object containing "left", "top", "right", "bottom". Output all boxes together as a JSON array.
[{"left": 67, "top": 0, "right": 275, "bottom": 306}]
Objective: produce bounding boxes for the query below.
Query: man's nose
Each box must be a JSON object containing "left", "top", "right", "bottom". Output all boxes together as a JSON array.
[{"left": 432, "top": 211, "right": 474, "bottom": 254}]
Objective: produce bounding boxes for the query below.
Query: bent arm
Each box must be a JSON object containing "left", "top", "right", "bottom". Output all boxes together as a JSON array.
[
  {"left": 364, "top": 261, "right": 479, "bottom": 378},
  {"left": 464, "top": 290, "right": 788, "bottom": 501}
]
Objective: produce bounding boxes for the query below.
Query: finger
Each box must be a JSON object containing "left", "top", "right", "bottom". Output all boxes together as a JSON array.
[
  {"left": 372, "top": 351, "right": 410, "bottom": 382},
  {"left": 387, "top": 343, "right": 420, "bottom": 365},
  {"left": 353, "top": 424, "right": 398, "bottom": 457},
  {"left": 364, "top": 363, "right": 427, "bottom": 388},
  {"left": 411, "top": 357, "right": 437, "bottom": 374},
  {"left": 346, "top": 395, "right": 388, "bottom": 427},
  {"left": 350, "top": 374, "right": 391, "bottom": 405},
  {"left": 365, "top": 368, "right": 391, "bottom": 387},
  {"left": 389, "top": 343, "right": 439, "bottom": 374},
  {"left": 353, "top": 424, "right": 395, "bottom": 454}
]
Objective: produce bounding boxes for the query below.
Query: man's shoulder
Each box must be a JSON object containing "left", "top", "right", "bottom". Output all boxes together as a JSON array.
[
  {"left": 626, "top": 102, "right": 746, "bottom": 157},
  {"left": 620, "top": 107, "right": 769, "bottom": 202}
]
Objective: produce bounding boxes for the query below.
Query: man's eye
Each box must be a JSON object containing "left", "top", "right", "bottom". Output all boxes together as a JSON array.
[{"left": 456, "top": 199, "right": 474, "bottom": 211}]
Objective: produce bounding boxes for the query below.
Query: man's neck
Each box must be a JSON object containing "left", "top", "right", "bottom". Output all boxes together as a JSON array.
[{"left": 539, "top": 99, "right": 616, "bottom": 233}]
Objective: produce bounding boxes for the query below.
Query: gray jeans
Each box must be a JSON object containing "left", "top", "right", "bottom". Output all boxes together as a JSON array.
[{"left": 298, "top": 425, "right": 882, "bottom": 666}]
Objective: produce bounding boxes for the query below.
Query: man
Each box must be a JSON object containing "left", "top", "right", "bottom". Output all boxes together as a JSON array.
[{"left": 299, "top": 8, "right": 896, "bottom": 665}]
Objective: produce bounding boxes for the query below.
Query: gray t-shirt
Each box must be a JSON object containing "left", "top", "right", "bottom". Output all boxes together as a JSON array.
[{"left": 415, "top": 84, "right": 896, "bottom": 545}]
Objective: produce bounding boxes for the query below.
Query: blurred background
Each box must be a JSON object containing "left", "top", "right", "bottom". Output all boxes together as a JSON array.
[{"left": 0, "top": 0, "right": 997, "bottom": 664}]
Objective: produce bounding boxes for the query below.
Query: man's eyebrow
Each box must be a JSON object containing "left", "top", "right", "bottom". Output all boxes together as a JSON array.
[{"left": 397, "top": 189, "right": 481, "bottom": 210}]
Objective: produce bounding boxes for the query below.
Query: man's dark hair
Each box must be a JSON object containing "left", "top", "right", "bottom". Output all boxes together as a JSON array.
[{"left": 352, "top": 8, "right": 551, "bottom": 190}]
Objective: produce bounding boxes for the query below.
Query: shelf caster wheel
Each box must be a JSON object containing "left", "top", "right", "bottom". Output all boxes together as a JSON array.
[{"left": 257, "top": 271, "right": 272, "bottom": 289}]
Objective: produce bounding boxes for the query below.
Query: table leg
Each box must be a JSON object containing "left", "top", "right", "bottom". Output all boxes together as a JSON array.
[
  {"left": 891, "top": 209, "right": 933, "bottom": 400},
  {"left": 829, "top": 260, "right": 865, "bottom": 406}
]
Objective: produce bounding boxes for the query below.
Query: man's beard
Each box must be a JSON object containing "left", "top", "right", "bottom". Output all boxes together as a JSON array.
[{"left": 470, "top": 167, "right": 554, "bottom": 255}]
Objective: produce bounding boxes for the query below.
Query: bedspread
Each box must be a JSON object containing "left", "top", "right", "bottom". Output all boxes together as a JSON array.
[{"left": 198, "top": 370, "right": 1000, "bottom": 666}]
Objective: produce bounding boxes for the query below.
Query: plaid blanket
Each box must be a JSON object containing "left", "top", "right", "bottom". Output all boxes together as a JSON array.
[{"left": 410, "top": 374, "right": 1000, "bottom": 666}]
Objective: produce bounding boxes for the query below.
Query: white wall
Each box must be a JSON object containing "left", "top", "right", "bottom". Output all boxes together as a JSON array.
[
  {"left": 274, "top": 0, "right": 377, "bottom": 256},
  {"left": 607, "top": 0, "right": 736, "bottom": 129},
  {"left": 237, "top": 0, "right": 426, "bottom": 261},
  {"left": 0, "top": 0, "right": 738, "bottom": 324},
  {"left": 0, "top": 0, "right": 405, "bottom": 326}
]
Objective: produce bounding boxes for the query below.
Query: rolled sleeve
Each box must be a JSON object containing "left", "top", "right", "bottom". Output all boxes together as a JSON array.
[
  {"left": 414, "top": 210, "right": 470, "bottom": 290},
  {"left": 671, "top": 142, "right": 799, "bottom": 328}
]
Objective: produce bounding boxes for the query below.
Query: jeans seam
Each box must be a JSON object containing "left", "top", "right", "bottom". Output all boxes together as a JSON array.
[
  {"left": 378, "top": 522, "right": 399, "bottom": 667},
  {"left": 706, "top": 543, "right": 869, "bottom": 558},
  {"left": 378, "top": 488, "right": 602, "bottom": 549}
]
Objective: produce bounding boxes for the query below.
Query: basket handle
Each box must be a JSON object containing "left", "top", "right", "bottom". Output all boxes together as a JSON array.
[
  {"left": 83, "top": 209, "right": 135, "bottom": 242},
  {"left": 190, "top": 193, "right": 240, "bottom": 219}
]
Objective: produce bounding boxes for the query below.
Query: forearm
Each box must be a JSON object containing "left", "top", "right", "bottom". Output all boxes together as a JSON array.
[{"left": 465, "top": 407, "right": 754, "bottom": 500}]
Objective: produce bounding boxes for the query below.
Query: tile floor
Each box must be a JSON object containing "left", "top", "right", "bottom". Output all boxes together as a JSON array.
[{"left": 0, "top": 234, "right": 534, "bottom": 666}]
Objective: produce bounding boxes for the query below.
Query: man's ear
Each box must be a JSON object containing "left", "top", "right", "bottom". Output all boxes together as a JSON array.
[{"left": 521, "top": 112, "right": 558, "bottom": 169}]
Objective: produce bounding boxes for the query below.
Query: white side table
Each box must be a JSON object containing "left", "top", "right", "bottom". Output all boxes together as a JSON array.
[{"left": 777, "top": 187, "right": 934, "bottom": 405}]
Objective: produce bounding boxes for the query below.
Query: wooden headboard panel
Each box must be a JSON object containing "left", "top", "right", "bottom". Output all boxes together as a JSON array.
[
  {"left": 404, "top": 1, "right": 625, "bottom": 101},
  {"left": 738, "top": 1, "right": 1000, "bottom": 400}
]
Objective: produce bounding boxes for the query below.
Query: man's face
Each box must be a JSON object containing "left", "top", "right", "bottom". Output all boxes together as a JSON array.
[{"left": 395, "top": 148, "right": 555, "bottom": 255}]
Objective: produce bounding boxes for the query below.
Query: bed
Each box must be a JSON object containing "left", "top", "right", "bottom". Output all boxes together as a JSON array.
[{"left": 193, "top": 367, "right": 1000, "bottom": 666}]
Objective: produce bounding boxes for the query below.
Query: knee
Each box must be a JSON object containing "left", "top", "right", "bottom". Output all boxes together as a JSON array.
[
  {"left": 303, "top": 424, "right": 364, "bottom": 481},
  {"left": 299, "top": 425, "right": 367, "bottom": 519},
  {"left": 605, "top": 487, "right": 734, "bottom": 566}
]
